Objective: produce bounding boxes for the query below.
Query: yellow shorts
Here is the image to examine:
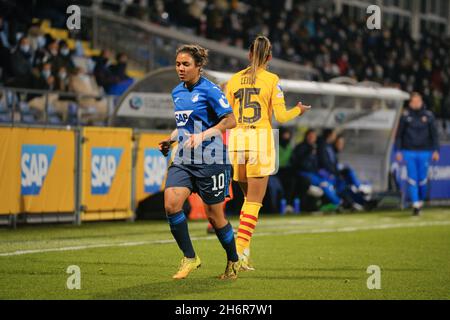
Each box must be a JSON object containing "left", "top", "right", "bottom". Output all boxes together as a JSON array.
[{"left": 228, "top": 127, "right": 277, "bottom": 181}]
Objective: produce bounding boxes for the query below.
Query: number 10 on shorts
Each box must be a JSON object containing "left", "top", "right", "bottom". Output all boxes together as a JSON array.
[{"left": 212, "top": 173, "right": 225, "bottom": 191}]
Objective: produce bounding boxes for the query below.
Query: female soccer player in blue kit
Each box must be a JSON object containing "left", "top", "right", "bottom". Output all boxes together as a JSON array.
[{"left": 158, "top": 44, "right": 241, "bottom": 280}]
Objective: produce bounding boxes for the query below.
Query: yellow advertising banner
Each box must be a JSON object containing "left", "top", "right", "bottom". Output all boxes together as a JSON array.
[
  {"left": 0, "top": 127, "right": 75, "bottom": 214},
  {"left": 135, "top": 132, "right": 171, "bottom": 205},
  {"left": 81, "top": 127, "right": 133, "bottom": 221}
]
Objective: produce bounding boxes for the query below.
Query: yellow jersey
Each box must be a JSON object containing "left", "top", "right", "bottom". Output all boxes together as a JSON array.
[{"left": 225, "top": 67, "right": 301, "bottom": 129}]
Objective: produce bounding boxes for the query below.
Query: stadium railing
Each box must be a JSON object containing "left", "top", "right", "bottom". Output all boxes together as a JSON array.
[{"left": 0, "top": 87, "right": 116, "bottom": 126}]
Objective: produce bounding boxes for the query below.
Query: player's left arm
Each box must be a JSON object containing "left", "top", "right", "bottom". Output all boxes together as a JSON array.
[
  {"left": 429, "top": 112, "right": 440, "bottom": 161},
  {"left": 272, "top": 77, "right": 310, "bottom": 123}
]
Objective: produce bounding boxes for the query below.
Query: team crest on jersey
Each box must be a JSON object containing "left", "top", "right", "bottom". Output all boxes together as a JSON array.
[
  {"left": 191, "top": 93, "right": 200, "bottom": 103},
  {"left": 422, "top": 116, "right": 428, "bottom": 123},
  {"left": 219, "top": 95, "right": 230, "bottom": 109},
  {"left": 276, "top": 83, "right": 284, "bottom": 98},
  {"left": 175, "top": 110, "right": 193, "bottom": 126}
]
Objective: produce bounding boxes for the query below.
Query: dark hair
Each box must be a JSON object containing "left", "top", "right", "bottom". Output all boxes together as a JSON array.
[
  {"left": 176, "top": 44, "right": 209, "bottom": 68},
  {"left": 410, "top": 92, "right": 422, "bottom": 99},
  {"left": 245, "top": 35, "right": 272, "bottom": 85},
  {"left": 304, "top": 129, "right": 316, "bottom": 140},
  {"left": 322, "top": 128, "right": 336, "bottom": 141}
]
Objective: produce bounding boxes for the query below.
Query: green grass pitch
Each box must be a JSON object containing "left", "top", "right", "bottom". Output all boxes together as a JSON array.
[{"left": 1, "top": 209, "right": 449, "bottom": 300}]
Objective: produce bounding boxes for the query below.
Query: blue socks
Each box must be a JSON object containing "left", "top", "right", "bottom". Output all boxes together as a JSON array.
[
  {"left": 215, "top": 222, "right": 239, "bottom": 262},
  {"left": 167, "top": 211, "right": 195, "bottom": 258},
  {"left": 167, "top": 212, "right": 238, "bottom": 262}
]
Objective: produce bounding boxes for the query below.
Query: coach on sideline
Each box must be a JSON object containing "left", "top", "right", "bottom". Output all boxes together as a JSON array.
[{"left": 395, "top": 92, "right": 440, "bottom": 216}]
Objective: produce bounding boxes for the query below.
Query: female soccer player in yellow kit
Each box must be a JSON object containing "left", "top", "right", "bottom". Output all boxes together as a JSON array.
[{"left": 226, "top": 36, "right": 311, "bottom": 270}]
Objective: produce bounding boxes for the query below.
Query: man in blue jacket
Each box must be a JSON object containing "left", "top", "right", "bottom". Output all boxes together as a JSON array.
[{"left": 395, "top": 92, "right": 440, "bottom": 216}]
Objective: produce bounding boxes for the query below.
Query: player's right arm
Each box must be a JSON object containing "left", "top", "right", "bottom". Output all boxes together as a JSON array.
[{"left": 159, "top": 129, "right": 178, "bottom": 157}]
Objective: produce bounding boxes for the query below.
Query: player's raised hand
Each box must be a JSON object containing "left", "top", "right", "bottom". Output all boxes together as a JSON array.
[
  {"left": 158, "top": 139, "right": 172, "bottom": 157},
  {"left": 297, "top": 101, "right": 311, "bottom": 114}
]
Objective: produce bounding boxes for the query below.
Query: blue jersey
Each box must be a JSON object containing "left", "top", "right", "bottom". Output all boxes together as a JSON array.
[{"left": 171, "top": 76, "right": 232, "bottom": 165}]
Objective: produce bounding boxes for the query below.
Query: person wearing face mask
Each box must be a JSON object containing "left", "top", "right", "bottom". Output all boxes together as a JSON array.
[
  {"left": 28, "top": 62, "right": 58, "bottom": 118},
  {"left": 33, "top": 37, "right": 57, "bottom": 68},
  {"left": 395, "top": 92, "right": 440, "bottom": 216},
  {"left": 57, "top": 40, "right": 75, "bottom": 73},
  {"left": 55, "top": 66, "right": 69, "bottom": 92},
  {"left": 10, "top": 36, "right": 33, "bottom": 86}
]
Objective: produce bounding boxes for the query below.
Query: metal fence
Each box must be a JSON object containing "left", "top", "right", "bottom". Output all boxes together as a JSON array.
[{"left": 0, "top": 87, "right": 117, "bottom": 127}]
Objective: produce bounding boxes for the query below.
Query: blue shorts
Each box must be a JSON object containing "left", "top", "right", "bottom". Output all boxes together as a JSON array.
[{"left": 165, "top": 164, "right": 231, "bottom": 205}]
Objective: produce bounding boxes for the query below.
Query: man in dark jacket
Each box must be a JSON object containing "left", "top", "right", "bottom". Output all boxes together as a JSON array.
[
  {"left": 9, "top": 36, "right": 33, "bottom": 86},
  {"left": 395, "top": 92, "right": 440, "bottom": 216}
]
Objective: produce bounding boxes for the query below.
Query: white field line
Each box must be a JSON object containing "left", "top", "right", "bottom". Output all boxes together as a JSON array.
[{"left": 1, "top": 220, "right": 449, "bottom": 257}]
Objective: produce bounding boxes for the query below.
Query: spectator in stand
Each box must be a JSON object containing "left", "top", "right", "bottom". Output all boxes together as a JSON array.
[
  {"left": 55, "top": 66, "right": 70, "bottom": 92},
  {"left": 34, "top": 38, "right": 59, "bottom": 71},
  {"left": 9, "top": 36, "right": 33, "bottom": 87},
  {"left": 109, "top": 53, "right": 128, "bottom": 80},
  {"left": 93, "top": 49, "right": 118, "bottom": 92},
  {"left": 0, "top": 35, "right": 11, "bottom": 83},
  {"left": 69, "top": 66, "right": 108, "bottom": 124},
  {"left": 31, "top": 62, "right": 55, "bottom": 91},
  {"left": 57, "top": 40, "right": 75, "bottom": 73},
  {"left": 106, "top": 52, "right": 133, "bottom": 95}
]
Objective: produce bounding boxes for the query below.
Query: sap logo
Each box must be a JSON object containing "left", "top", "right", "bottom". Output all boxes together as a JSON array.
[
  {"left": 175, "top": 110, "right": 193, "bottom": 126},
  {"left": 219, "top": 95, "right": 230, "bottom": 109},
  {"left": 191, "top": 93, "right": 200, "bottom": 103},
  {"left": 91, "top": 147, "right": 123, "bottom": 195},
  {"left": 144, "top": 149, "right": 168, "bottom": 193},
  {"left": 21, "top": 145, "right": 56, "bottom": 195}
]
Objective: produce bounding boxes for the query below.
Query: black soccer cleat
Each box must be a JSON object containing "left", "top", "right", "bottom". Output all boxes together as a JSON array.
[{"left": 412, "top": 207, "right": 421, "bottom": 216}]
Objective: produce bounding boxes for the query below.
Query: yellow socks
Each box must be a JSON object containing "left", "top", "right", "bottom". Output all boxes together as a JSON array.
[{"left": 236, "top": 201, "right": 262, "bottom": 256}]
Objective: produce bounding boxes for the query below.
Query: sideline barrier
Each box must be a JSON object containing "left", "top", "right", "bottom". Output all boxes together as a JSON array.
[
  {"left": 0, "top": 127, "right": 75, "bottom": 216},
  {"left": 80, "top": 127, "right": 133, "bottom": 221}
]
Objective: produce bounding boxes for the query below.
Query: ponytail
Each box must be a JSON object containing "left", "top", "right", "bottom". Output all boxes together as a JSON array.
[{"left": 246, "top": 36, "right": 272, "bottom": 85}]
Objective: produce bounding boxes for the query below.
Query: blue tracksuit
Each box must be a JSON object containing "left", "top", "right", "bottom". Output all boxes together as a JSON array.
[
  {"left": 395, "top": 107, "right": 440, "bottom": 204},
  {"left": 291, "top": 141, "right": 341, "bottom": 205}
]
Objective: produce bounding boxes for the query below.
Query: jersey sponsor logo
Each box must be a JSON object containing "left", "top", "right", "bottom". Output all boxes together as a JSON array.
[
  {"left": 21, "top": 144, "right": 56, "bottom": 195},
  {"left": 219, "top": 95, "right": 230, "bottom": 109},
  {"left": 144, "top": 148, "right": 168, "bottom": 193},
  {"left": 175, "top": 110, "right": 193, "bottom": 126},
  {"left": 191, "top": 93, "right": 200, "bottom": 103},
  {"left": 91, "top": 147, "right": 123, "bottom": 195}
]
